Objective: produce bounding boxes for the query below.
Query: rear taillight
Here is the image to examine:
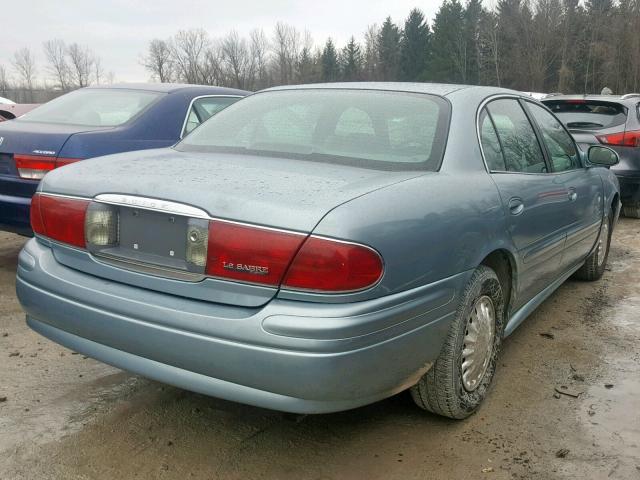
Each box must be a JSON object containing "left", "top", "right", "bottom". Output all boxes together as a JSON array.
[
  {"left": 30, "top": 193, "right": 89, "bottom": 247},
  {"left": 282, "top": 237, "right": 384, "bottom": 292},
  {"left": 596, "top": 130, "right": 640, "bottom": 147},
  {"left": 31, "top": 195, "right": 384, "bottom": 293},
  {"left": 15, "top": 154, "right": 81, "bottom": 179},
  {"left": 204, "top": 222, "right": 383, "bottom": 292},
  {"left": 205, "top": 220, "right": 306, "bottom": 286}
]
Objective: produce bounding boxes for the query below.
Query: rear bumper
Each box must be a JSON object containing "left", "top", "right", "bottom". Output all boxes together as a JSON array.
[
  {"left": 17, "top": 238, "right": 465, "bottom": 413},
  {"left": 0, "top": 175, "right": 37, "bottom": 235}
]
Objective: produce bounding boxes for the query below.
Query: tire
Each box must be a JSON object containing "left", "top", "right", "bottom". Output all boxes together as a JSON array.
[
  {"left": 410, "top": 265, "right": 505, "bottom": 419},
  {"left": 622, "top": 201, "right": 640, "bottom": 219},
  {"left": 573, "top": 209, "right": 612, "bottom": 281}
]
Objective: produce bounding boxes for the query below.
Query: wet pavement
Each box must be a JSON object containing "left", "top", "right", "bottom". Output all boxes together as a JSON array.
[{"left": 1, "top": 220, "right": 639, "bottom": 479}]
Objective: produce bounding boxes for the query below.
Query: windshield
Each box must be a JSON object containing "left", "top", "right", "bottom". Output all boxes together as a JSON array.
[
  {"left": 19, "top": 88, "right": 162, "bottom": 127},
  {"left": 176, "top": 89, "right": 450, "bottom": 171},
  {"left": 544, "top": 100, "right": 628, "bottom": 130}
]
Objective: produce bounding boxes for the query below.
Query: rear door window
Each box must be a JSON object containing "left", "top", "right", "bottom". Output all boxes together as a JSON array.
[
  {"left": 544, "top": 100, "right": 628, "bottom": 130},
  {"left": 479, "top": 109, "right": 506, "bottom": 171},
  {"left": 486, "top": 99, "right": 547, "bottom": 173},
  {"left": 526, "top": 103, "right": 581, "bottom": 172},
  {"left": 182, "top": 96, "right": 239, "bottom": 136}
]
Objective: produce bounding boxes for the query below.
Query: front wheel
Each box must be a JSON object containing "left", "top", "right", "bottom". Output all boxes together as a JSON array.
[
  {"left": 411, "top": 265, "right": 505, "bottom": 419},
  {"left": 573, "top": 210, "right": 612, "bottom": 281}
]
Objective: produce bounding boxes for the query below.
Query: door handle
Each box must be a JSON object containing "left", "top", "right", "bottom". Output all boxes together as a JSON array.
[
  {"left": 568, "top": 189, "right": 578, "bottom": 202},
  {"left": 508, "top": 197, "right": 524, "bottom": 216}
]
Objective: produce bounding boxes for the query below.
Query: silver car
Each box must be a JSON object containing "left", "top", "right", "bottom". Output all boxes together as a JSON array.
[{"left": 17, "top": 83, "right": 620, "bottom": 419}]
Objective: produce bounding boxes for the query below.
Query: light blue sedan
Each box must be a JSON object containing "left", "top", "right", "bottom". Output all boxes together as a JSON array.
[{"left": 16, "top": 83, "right": 620, "bottom": 419}]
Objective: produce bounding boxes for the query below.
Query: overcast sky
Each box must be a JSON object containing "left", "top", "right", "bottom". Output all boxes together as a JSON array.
[{"left": 1, "top": 0, "right": 442, "bottom": 84}]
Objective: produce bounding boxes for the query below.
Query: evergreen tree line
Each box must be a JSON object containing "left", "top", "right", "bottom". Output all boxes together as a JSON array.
[{"left": 142, "top": 0, "right": 640, "bottom": 94}]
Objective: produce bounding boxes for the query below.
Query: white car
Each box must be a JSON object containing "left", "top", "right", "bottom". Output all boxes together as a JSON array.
[
  {"left": 521, "top": 92, "right": 548, "bottom": 101},
  {"left": 0, "top": 96, "right": 16, "bottom": 105}
]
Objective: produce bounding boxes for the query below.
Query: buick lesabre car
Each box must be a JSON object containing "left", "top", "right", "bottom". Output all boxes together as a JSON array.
[{"left": 17, "top": 84, "right": 620, "bottom": 419}]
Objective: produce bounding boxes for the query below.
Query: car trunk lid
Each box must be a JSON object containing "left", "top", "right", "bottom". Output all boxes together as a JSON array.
[
  {"left": 41, "top": 148, "right": 422, "bottom": 231},
  {"left": 38, "top": 149, "right": 424, "bottom": 306},
  {"left": 0, "top": 120, "right": 108, "bottom": 179}
]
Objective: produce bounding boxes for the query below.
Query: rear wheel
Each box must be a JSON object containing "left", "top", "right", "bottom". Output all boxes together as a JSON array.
[
  {"left": 410, "top": 265, "right": 504, "bottom": 419},
  {"left": 574, "top": 209, "right": 612, "bottom": 281},
  {"left": 622, "top": 201, "right": 640, "bottom": 219}
]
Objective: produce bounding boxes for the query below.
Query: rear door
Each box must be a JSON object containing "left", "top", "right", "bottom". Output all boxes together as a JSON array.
[
  {"left": 524, "top": 101, "right": 603, "bottom": 269},
  {"left": 480, "top": 98, "right": 571, "bottom": 307}
]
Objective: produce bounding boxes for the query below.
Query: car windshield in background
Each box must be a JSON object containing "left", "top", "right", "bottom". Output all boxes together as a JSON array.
[
  {"left": 177, "top": 89, "right": 450, "bottom": 170},
  {"left": 544, "top": 100, "right": 628, "bottom": 130},
  {"left": 18, "top": 89, "right": 162, "bottom": 127}
]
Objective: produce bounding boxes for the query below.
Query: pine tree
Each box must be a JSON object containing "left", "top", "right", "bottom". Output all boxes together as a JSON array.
[
  {"left": 429, "top": 0, "right": 466, "bottom": 82},
  {"left": 321, "top": 38, "right": 339, "bottom": 82},
  {"left": 297, "top": 46, "right": 316, "bottom": 83},
  {"left": 400, "top": 9, "right": 430, "bottom": 81},
  {"left": 341, "top": 36, "right": 363, "bottom": 81},
  {"left": 377, "top": 17, "right": 401, "bottom": 81},
  {"left": 463, "top": 0, "right": 483, "bottom": 85}
]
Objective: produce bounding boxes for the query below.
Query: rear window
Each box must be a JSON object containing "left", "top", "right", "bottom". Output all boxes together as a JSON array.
[
  {"left": 176, "top": 89, "right": 451, "bottom": 171},
  {"left": 543, "top": 100, "right": 628, "bottom": 130},
  {"left": 18, "top": 88, "right": 162, "bottom": 127}
]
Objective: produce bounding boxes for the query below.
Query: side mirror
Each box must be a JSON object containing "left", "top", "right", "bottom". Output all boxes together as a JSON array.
[{"left": 587, "top": 145, "right": 619, "bottom": 167}]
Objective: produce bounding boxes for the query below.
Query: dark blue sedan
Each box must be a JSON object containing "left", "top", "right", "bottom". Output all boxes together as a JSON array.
[{"left": 0, "top": 83, "right": 248, "bottom": 235}]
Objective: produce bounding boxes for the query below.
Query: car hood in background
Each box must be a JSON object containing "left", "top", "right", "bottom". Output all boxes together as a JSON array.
[{"left": 41, "top": 148, "right": 427, "bottom": 232}]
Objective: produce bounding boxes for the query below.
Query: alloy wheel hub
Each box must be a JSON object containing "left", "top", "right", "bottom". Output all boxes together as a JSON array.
[{"left": 462, "top": 295, "right": 496, "bottom": 392}]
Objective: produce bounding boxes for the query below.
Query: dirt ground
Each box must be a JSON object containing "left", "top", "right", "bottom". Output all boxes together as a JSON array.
[{"left": 1, "top": 220, "right": 639, "bottom": 480}]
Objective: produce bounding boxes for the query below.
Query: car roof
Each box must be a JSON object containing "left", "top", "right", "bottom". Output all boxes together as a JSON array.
[
  {"left": 85, "top": 82, "right": 249, "bottom": 95},
  {"left": 261, "top": 82, "right": 521, "bottom": 98}
]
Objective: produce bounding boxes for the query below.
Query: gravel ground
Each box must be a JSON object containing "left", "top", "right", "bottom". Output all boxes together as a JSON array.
[{"left": 1, "top": 220, "right": 639, "bottom": 480}]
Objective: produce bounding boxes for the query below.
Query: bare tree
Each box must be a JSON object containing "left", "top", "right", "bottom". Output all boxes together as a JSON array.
[
  {"left": 67, "top": 43, "right": 95, "bottom": 87},
  {"left": 221, "top": 31, "right": 254, "bottom": 89},
  {"left": 105, "top": 71, "right": 116, "bottom": 84},
  {"left": 142, "top": 39, "right": 174, "bottom": 82},
  {"left": 12, "top": 48, "right": 37, "bottom": 93},
  {"left": 0, "top": 65, "right": 10, "bottom": 96},
  {"left": 201, "top": 44, "right": 225, "bottom": 85},
  {"left": 363, "top": 24, "right": 380, "bottom": 80},
  {"left": 170, "top": 29, "right": 210, "bottom": 84},
  {"left": 272, "top": 23, "right": 301, "bottom": 85},
  {"left": 43, "top": 39, "right": 71, "bottom": 90},
  {"left": 480, "top": 12, "right": 500, "bottom": 87},
  {"left": 250, "top": 29, "right": 271, "bottom": 89},
  {"left": 94, "top": 57, "right": 104, "bottom": 84}
]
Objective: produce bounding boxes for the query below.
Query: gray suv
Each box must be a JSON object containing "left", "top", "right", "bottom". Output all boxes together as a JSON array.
[{"left": 543, "top": 94, "right": 640, "bottom": 217}]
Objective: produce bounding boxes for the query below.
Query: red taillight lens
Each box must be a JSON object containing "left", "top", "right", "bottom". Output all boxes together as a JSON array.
[
  {"left": 15, "top": 154, "right": 55, "bottom": 179},
  {"left": 30, "top": 193, "right": 89, "bottom": 247},
  {"left": 596, "top": 130, "right": 640, "bottom": 147},
  {"left": 205, "top": 220, "right": 305, "bottom": 286},
  {"left": 282, "top": 236, "right": 384, "bottom": 292},
  {"left": 204, "top": 221, "right": 384, "bottom": 292},
  {"left": 15, "top": 154, "right": 81, "bottom": 179},
  {"left": 30, "top": 193, "right": 45, "bottom": 235}
]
